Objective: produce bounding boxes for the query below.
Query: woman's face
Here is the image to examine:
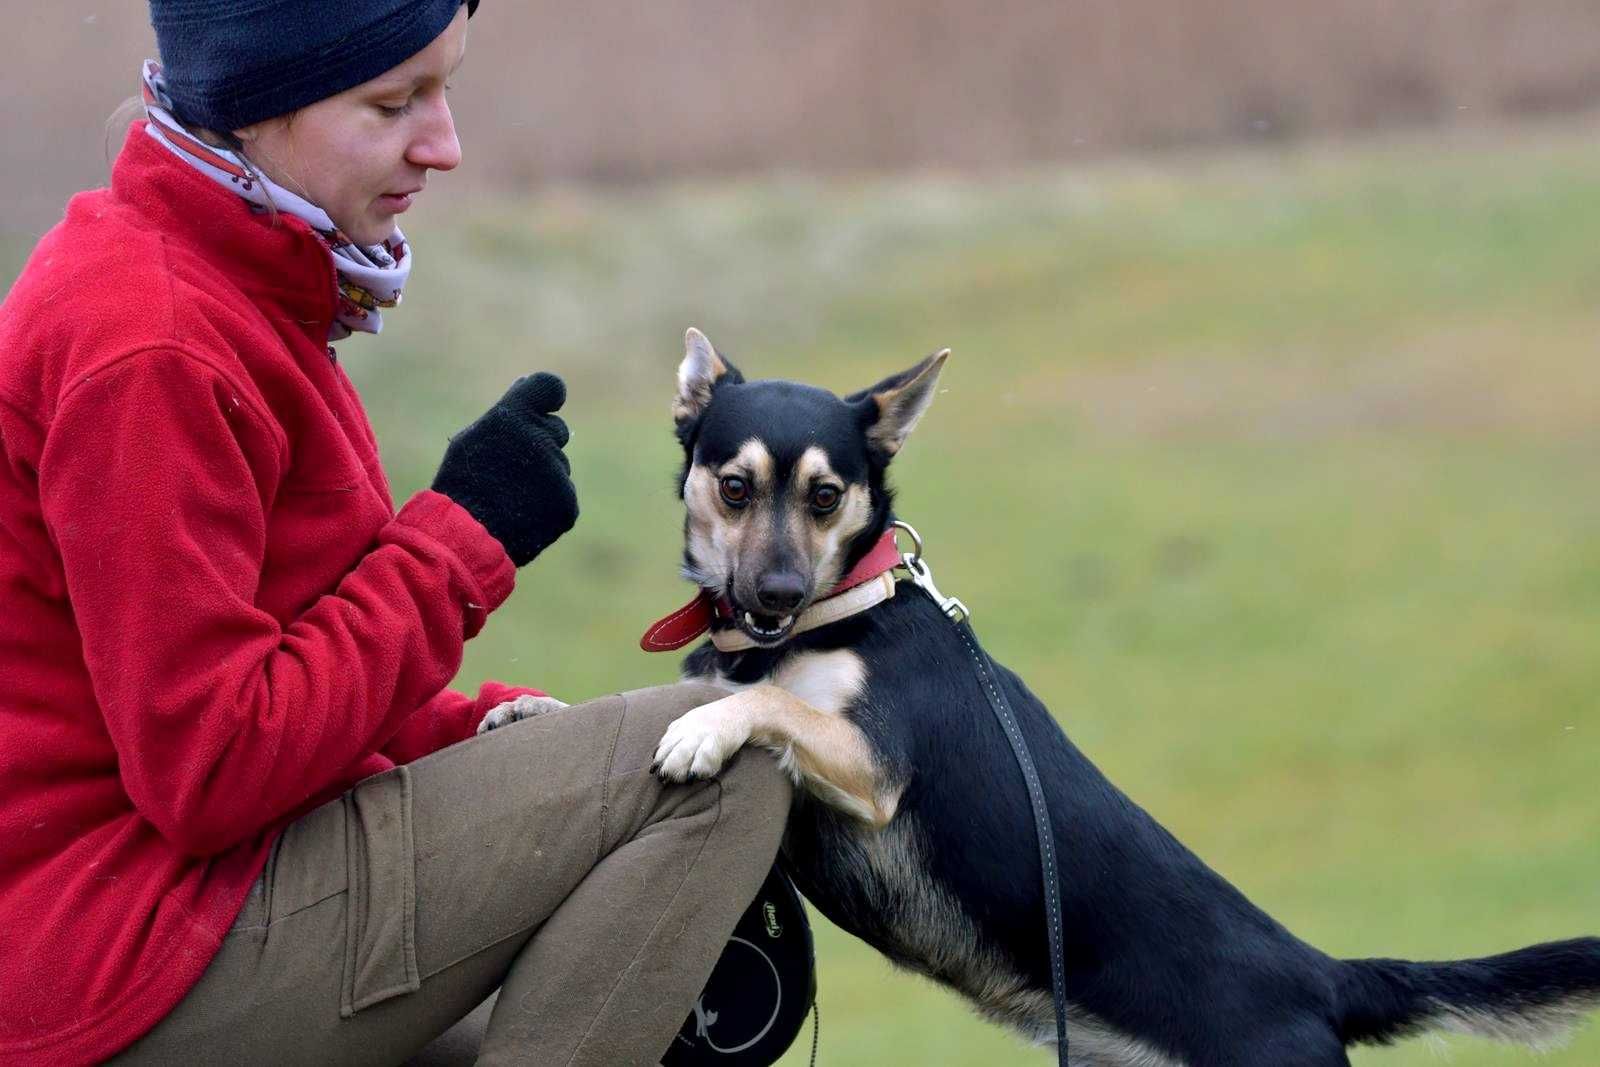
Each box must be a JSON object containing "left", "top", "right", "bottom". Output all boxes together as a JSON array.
[{"left": 237, "top": 6, "right": 468, "bottom": 246}]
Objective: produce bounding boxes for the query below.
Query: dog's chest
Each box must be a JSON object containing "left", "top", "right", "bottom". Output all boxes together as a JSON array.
[{"left": 688, "top": 647, "right": 868, "bottom": 715}]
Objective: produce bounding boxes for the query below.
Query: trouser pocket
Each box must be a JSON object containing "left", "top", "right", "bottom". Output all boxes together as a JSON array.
[{"left": 340, "top": 764, "right": 422, "bottom": 1017}]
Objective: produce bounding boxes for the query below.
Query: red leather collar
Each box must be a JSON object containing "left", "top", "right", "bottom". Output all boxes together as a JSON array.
[{"left": 640, "top": 528, "right": 903, "bottom": 652}]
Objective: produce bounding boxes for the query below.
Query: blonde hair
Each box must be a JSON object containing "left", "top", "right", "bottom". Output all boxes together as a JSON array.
[{"left": 104, "top": 90, "right": 295, "bottom": 224}]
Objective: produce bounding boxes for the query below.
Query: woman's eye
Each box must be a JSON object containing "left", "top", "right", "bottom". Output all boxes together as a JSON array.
[
  {"left": 812, "top": 486, "right": 841, "bottom": 513},
  {"left": 377, "top": 101, "right": 411, "bottom": 117},
  {"left": 719, "top": 476, "right": 750, "bottom": 506}
]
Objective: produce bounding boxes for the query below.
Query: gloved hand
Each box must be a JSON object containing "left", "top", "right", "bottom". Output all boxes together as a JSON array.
[{"left": 432, "top": 372, "right": 579, "bottom": 567}]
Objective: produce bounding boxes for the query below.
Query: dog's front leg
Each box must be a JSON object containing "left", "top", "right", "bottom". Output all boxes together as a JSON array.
[{"left": 653, "top": 685, "right": 898, "bottom": 826}]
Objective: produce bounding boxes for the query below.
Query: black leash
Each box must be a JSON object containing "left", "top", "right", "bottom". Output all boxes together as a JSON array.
[{"left": 892, "top": 522, "right": 1070, "bottom": 1066}]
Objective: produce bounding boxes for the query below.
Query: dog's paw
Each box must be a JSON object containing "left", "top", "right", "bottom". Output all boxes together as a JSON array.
[
  {"left": 652, "top": 699, "right": 751, "bottom": 782},
  {"left": 476, "top": 694, "right": 569, "bottom": 735}
]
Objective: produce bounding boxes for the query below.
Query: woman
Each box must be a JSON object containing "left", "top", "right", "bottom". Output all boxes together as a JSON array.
[{"left": 0, "top": 2, "right": 791, "bottom": 1064}]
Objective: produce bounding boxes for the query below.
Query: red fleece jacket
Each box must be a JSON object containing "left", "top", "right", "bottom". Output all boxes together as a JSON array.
[{"left": 0, "top": 125, "right": 540, "bottom": 1064}]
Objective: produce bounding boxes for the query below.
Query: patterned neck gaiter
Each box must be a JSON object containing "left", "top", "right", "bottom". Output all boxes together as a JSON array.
[{"left": 140, "top": 60, "right": 412, "bottom": 341}]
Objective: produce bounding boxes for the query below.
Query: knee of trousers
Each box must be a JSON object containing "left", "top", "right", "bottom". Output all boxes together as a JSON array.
[
  {"left": 614, "top": 682, "right": 725, "bottom": 747},
  {"left": 608, "top": 682, "right": 731, "bottom": 774},
  {"left": 714, "top": 741, "right": 795, "bottom": 826},
  {"left": 614, "top": 683, "right": 793, "bottom": 817},
  {"left": 621, "top": 681, "right": 729, "bottom": 724}
]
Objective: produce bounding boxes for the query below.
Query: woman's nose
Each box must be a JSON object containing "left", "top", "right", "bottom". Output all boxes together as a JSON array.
[{"left": 408, "top": 96, "right": 462, "bottom": 172}]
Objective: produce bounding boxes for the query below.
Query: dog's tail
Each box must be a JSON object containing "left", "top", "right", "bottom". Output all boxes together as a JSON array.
[{"left": 1336, "top": 937, "right": 1600, "bottom": 1051}]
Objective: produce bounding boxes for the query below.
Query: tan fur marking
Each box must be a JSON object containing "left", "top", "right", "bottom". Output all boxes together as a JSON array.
[
  {"left": 681, "top": 465, "right": 733, "bottom": 587},
  {"left": 867, "top": 349, "right": 949, "bottom": 456},
  {"left": 793, "top": 445, "right": 874, "bottom": 593},
  {"left": 816, "top": 484, "right": 873, "bottom": 589},
  {"left": 726, "top": 438, "right": 777, "bottom": 570},
  {"left": 674, "top": 649, "right": 899, "bottom": 826},
  {"left": 682, "top": 438, "right": 778, "bottom": 588},
  {"left": 682, "top": 465, "right": 719, "bottom": 518},
  {"left": 725, "top": 438, "right": 775, "bottom": 488},
  {"left": 742, "top": 684, "right": 899, "bottom": 826},
  {"left": 793, "top": 446, "right": 835, "bottom": 488}
]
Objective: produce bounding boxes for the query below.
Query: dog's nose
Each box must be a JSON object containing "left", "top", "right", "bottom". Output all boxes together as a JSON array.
[{"left": 755, "top": 574, "right": 807, "bottom": 614}]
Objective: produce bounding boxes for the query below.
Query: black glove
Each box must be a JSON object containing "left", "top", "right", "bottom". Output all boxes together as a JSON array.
[{"left": 432, "top": 372, "right": 579, "bottom": 567}]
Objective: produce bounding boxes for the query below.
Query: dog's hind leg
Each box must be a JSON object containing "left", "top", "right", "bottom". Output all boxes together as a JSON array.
[{"left": 652, "top": 684, "right": 901, "bottom": 826}]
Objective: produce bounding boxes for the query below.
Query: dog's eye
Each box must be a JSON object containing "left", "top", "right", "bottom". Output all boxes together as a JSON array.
[
  {"left": 719, "top": 476, "right": 751, "bottom": 507},
  {"left": 811, "top": 485, "right": 841, "bottom": 514}
]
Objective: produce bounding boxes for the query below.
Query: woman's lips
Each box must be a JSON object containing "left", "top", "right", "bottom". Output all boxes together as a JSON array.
[{"left": 378, "top": 191, "right": 417, "bottom": 213}]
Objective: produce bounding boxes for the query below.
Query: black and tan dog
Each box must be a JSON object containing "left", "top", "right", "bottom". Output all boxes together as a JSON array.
[{"left": 646, "top": 327, "right": 1600, "bottom": 1066}]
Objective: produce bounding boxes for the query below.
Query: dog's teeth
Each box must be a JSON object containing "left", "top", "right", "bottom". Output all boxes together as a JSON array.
[{"left": 740, "top": 609, "right": 794, "bottom": 638}]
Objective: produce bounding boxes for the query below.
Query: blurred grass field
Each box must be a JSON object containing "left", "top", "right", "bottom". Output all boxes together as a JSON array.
[{"left": 11, "top": 120, "right": 1600, "bottom": 1063}]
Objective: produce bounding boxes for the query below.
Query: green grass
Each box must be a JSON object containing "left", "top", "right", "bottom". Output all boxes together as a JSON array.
[{"left": 8, "top": 122, "right": 1600, "bottom": 1063}]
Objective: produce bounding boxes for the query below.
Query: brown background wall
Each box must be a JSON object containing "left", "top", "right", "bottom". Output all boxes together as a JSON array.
[{"left": 7, "top": 1, "right": 1600, "bottom": 234}]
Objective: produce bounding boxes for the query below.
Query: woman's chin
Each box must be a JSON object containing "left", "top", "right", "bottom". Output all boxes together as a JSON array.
[{"left": 341, "top": 222, "right": 395, "bottom": 248}]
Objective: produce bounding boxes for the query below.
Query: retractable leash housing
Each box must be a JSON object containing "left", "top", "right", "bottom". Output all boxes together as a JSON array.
[{"left": 664, "top": 866, "right": 817, "bottom": 1066}]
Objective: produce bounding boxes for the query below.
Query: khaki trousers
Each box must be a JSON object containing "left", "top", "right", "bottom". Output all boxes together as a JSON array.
[{"left": 114, "top": 684, "right": 793, "bottom": 1067}]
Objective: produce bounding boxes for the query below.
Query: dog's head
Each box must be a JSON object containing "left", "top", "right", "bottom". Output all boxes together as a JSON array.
[{"left": 672, "top": 327, "right": 948, "bottom": 647}]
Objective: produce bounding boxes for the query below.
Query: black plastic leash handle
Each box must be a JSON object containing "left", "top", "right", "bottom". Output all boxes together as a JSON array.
[{"left": 891, "top": 523, "right": 1069, "bottom": 1065}]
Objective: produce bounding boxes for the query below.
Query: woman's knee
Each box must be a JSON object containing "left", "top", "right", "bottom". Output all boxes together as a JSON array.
[
  {"left": 622, "top": 682, "right": 727, "bottom": 721},
  {"left": 609, "top": 682, "right": 728, "bottom": 771},
  {"left": 715, "top": 743, "right": 794, "bottom": 824},
  {"left": 613, "top": 684, "right": 792, "bottom": 822}
]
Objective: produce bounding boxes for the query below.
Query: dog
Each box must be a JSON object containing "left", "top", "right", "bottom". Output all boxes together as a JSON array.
[{"left": 645, "top": 327, "right": 1600, "bottom": 1066}]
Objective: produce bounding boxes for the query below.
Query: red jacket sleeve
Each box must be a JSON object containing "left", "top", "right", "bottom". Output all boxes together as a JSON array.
[
  {"left": 380, "top": 681, "right": 549, "bottom": 765},
  {"left": 38, "top": 347, "right": 517, "bottom": 857}
]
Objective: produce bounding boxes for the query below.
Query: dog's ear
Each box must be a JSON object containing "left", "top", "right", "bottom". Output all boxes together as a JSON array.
[
  {"left": 849, "top": 349, "right": 949, "bottom": 459},
  {"left": 674, "top": 328, "right": 743, "bottom": 432}
]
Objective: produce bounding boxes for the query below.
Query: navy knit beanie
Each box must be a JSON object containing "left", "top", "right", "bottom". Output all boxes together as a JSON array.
[{"left": 149, "top": 0, "right": 479, "bottom": 133}]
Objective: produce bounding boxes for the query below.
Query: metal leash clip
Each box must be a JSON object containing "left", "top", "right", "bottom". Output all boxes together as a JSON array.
[{"left": 890, "top": 520, "right": 971, "bottom": 623}]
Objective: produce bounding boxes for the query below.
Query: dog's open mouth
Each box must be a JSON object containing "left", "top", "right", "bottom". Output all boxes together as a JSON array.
[{"left": 736, "top": 609, "right": 799, "bottom": 644}]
